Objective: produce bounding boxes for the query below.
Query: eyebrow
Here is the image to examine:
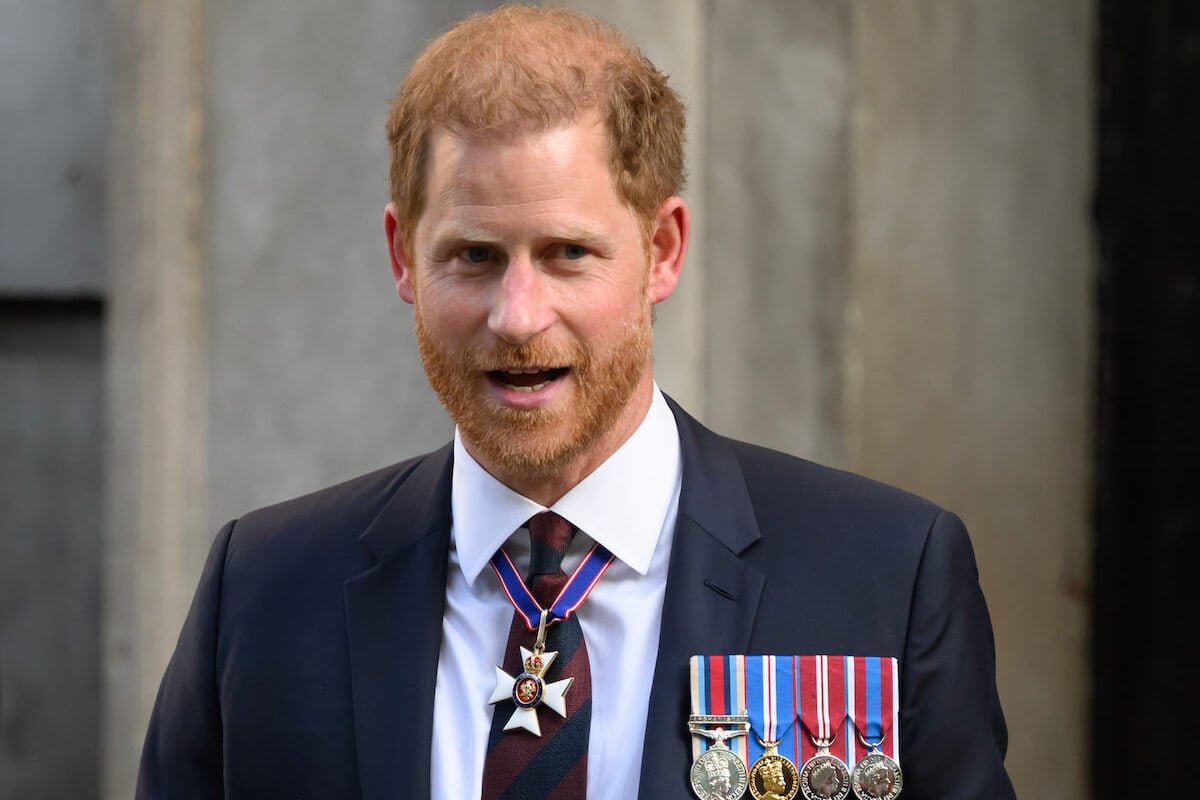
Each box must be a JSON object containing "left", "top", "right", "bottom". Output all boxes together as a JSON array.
[{"left": 429, "top": 224, "right": 616, "bottom": 250}]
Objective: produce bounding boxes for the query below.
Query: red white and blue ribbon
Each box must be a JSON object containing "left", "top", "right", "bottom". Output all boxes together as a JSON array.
[
  {"left": 489, "top": 542, "right": 616, "bottom": 631},
  {"left": 745, "top": 656, "right": 800, "bottom": 766},
  {"left": 847, "top": 656, "right": 900, "bottom": 766},
  {"left": 799, "top": 655, "right": 850, "bottom": 765},
  {"left": 689, "top": 655, "right": 751, "bottom": 766}
]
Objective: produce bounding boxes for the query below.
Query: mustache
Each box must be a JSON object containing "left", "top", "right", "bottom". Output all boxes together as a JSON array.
[{"left": 466, "top": 339, "right": 588, "bottom": 370}]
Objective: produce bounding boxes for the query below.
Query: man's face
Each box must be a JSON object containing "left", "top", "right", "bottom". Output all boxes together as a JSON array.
[
  {"left": 763, "top": 762, "right": 785, "bottom": 792},
  {"left": 711, "top": 761, "right": 731, "bottom": 792},
  {"left": 391, "top": 118, "right": 682, "bottom": 490}
]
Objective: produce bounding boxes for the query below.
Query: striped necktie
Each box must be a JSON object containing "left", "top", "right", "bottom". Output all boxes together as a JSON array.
[{"left": 481, "top": 511, "right": 591, "bottom": 800}]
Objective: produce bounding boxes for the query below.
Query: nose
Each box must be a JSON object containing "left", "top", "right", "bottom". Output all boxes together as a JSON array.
[{"left": 487, "top": 256, "right": 555, "bottom": 344}]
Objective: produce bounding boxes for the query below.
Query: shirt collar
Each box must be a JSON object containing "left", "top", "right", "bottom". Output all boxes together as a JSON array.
[{"left": 451, "top": 386, "right": 681, "bottom": 586}]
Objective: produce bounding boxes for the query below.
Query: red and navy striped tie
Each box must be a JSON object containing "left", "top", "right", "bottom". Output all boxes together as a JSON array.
[{"left": 481, "top": 512, "right": 591, "bottom": 800}]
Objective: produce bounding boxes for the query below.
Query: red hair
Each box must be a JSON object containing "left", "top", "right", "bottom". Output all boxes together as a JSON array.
[{"left": 386, "top": 5, "right": 686, "bottom": 247}]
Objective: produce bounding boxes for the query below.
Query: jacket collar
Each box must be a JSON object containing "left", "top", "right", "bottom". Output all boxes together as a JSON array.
[{"left": 638, "top": 397, "right": 765, "bottom": 799}]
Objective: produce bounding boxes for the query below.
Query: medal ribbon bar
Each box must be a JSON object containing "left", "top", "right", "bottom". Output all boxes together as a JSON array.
[
  {"left": 798, "top": 655, "right": 850, "bottom": 764},
  {"left": 745, "top": 656, "right": 800, "bottom": 767},
  {"left": 847, "top": 656, "right": 900, "bottom": 766},
  {"left": 489, "top": 542, "right": 616, "bottom": 631},
  {"left": 690, "top": 655, "right": 751, "bottom": 767}
]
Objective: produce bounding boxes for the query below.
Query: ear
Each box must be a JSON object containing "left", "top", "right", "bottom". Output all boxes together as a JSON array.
[
  {"left": 384, "top": 202, "right": 416, "bottom": 304},
  {"left": 646, "top": 196, "right": 689, "bottom": 305}
]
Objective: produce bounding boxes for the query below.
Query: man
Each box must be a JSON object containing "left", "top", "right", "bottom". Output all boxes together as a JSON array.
[{"left": 137, "top": 6, "right": 1015, "bottom": 800}]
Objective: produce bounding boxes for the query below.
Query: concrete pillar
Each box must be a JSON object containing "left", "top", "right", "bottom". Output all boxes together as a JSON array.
[
  {"left": 102, "top": 0, "right": 208, "bottom": 796},
  {"left": 846, "top": 3, "right": 1093, "bottom": 797},
  {"left": 703, "top": 0, "right": 851, "bottom": 466},
  {"left": 557, "top": 0, "right": 709, "bottom": 416}
]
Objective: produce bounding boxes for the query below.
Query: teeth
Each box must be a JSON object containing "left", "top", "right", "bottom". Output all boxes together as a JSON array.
[{"left": 503, "top": 381, "right": 551, "bottom": 393}]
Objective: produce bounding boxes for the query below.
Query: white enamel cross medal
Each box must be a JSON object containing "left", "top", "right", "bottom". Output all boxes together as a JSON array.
[{"left": 488, "top": 611, "right": 574, "bottom": 736}]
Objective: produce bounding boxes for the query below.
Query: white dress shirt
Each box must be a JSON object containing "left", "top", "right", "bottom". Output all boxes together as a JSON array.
[{"left": 430, "top": 387, "right": 682, "bottom": 800}]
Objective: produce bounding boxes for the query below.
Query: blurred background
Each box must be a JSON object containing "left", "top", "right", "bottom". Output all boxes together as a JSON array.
[{"left": 1, "top": 0, "right": 1195, "bottom": 798}]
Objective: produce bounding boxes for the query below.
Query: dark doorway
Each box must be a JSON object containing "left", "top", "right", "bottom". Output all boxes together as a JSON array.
[{"left": 1093, "top": 1, "right": 1200, "bottom": 796}]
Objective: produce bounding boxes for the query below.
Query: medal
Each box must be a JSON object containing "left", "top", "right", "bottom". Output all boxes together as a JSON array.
[
  {"left": 487, "top": 541, "right": 615, "bottom": 737},
  {"left": 745, "top": 656, "right": 800, "bottom": 800},
  {"left": 847, "top": 656, "right": 902, "bottom": 800},
  {"left": 799, "top": 749, "right": 851, "bottom": 800},
  {"left": 750, "top": 750, "right": 800, "bottom": 800},
  {"left": 850, "top": 749, "right": 902, "bottom": 800},
  {"left": 487, "top": 612, "right": 573, "bottom": 736},
  {"left": 689, "top": 656, "right": 754, "bottom": 800},
  {"left": 797, "top": 655, "right": 850, "bottom": 800},
  {"left": 688, "top": 717, "right": 751, "bottom": 800}
]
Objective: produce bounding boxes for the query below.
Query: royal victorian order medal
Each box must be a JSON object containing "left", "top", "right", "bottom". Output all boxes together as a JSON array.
[
  {"left": 486, "top": 541, "right": 615, "bottom": 737},
  {"left": 487, "top": 643, "right": 572, "bottom": 736}
]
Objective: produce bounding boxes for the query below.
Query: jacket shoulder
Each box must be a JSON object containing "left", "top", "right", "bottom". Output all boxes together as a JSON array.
[
  {"left": 726, "top": 436, "right": 945, "bottom": 525},
  {"left": 222, "top": 444, "right": 452, "bottom": 565}
]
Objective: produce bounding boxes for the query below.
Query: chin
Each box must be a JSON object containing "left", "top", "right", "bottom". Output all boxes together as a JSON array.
[{"left": 456, "top": 405, "right": 600, "bottom": 478}]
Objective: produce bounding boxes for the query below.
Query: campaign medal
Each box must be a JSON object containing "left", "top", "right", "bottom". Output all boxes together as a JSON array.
[
  {"left": 847, "top": 657, "right": 902, "bottom": 800},
  {"left": 797, "top": 656, "right": 850, "bottom": 800},
  {"left": 746, "top": 656, "right": 800, "bottom": 800},
  {"left": 688, "top": 717, "right": 751, "bottom": 800},
  {"left": 487, "top": 541, "right": 616, "bottom": 737},
  {"left": 688, "top": 656, "right": 754, "bottom": 800}
]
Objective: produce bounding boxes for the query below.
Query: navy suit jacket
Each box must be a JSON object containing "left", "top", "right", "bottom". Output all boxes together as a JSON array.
[{"left": 138, "top": 400, "right": 1015, "bottom": 799}]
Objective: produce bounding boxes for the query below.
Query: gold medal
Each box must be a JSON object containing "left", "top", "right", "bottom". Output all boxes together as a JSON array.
[{"left": 748, "top": 742, "right": 799, "bottom": 800}]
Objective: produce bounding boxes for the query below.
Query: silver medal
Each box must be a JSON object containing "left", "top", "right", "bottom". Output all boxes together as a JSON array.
[
  {"left": 851, "top": 751, "right": 902, "bottom": 800},
  {"left": 688, "top": 715, "right": 751, "bottom": 800},
  {"left": 798, "top": 741, "right": 850, "bottom": 800}
]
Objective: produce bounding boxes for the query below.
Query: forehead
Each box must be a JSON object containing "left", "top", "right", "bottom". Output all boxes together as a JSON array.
[
  {"left": 424, "top": 120, "right": 610, "bottom": 200},
  {"left": 415, "top": 118, "right": 631, "bottom": 242}
]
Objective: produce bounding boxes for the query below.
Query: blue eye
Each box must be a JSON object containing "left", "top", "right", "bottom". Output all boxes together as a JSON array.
[
  {"left": 463, "top": 246, "right": 490, "bottom": 263},
  {"left": 562, "top": 244, "right": 587, "bottom": 260}
]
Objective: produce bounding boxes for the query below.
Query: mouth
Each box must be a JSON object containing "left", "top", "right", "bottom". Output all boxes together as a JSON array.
[{"left": 487, "top": 366, "right": 570, "bottom": 393}]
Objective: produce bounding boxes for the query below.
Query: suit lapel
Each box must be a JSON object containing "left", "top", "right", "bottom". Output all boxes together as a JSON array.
[
  {"left": 344, "top": 444, "right": 453, "bottom": 800},
  {"left": 639, "top": 400, "right": 765, "bottom": 799}
]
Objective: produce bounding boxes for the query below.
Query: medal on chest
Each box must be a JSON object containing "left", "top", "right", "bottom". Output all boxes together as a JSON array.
[
  {"left": 797, "top": 655, "right": 851, "bottom": 800},
  {"left": 746, "top": 656, "right": 801, "bottom": 800},
  {"left": 847, "top": 656, "right": 902, "bottom": 800},
  {"left": 688, "top": 656, "right": 754, "bottom": 800}
]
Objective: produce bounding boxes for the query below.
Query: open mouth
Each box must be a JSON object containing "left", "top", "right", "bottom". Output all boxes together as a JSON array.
[{"left": 487, "top": 367, "right": 569, "bottom": 393}]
